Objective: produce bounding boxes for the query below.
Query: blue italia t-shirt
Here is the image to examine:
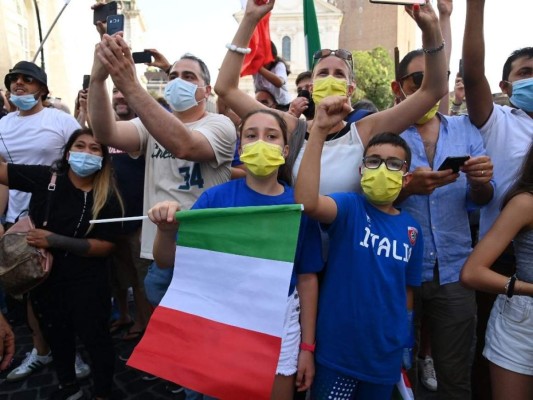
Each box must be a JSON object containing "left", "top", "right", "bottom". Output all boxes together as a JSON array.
[
  {"left": 192, "top": 178, "right": 323, "bottom": 294},
  {"left": 316, "top": 193, "right": 423, "bottom": 385}
]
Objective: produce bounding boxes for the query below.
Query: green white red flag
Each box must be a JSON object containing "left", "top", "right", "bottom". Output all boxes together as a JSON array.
[{"left": 128, "top": 205, "right": 302, "bottom": 400}]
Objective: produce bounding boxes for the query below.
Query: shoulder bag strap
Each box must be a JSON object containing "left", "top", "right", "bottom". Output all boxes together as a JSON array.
[{"left": 42, "top": 173, "right": 57, "bottom": 227}]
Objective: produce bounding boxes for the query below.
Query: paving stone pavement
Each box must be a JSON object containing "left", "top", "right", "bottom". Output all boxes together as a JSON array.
[
  {"left": 0, "top": 313, "right": 185, "bottom": 400},
  {"left": 0, "top": 309, "right": 438, "bottom": 400}
]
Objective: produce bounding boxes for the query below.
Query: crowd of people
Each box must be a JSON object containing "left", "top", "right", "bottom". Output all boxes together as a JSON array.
[{"left": 0, "top": 0, "right": 531, "bottom": 399}]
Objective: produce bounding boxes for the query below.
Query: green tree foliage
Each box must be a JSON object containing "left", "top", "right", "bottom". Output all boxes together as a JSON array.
[{"left": 351, "top": 47, "right": 395, "bottom": 111}]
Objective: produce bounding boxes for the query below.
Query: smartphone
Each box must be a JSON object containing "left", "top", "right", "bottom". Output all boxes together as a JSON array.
[
  {"left": 132, "top": 50, "right": 153, "bottom": 64},
  {"left": 458, "top": 59, "right": 464, "bottom": 78},
  {"left": 106, "top": 14, "right": 124, "bottom": 35},
  {"left": 93, "top": 1, "right": 117, "bottom": 25},
  {"left": 369, "top": 0, "right": 425, "bottom": 5},
  {"left": 297, "top": 89, "right": 311, "bottom": 100},
  {"left": 437, "top": 156, "right": 470, "bottom": 173},
  {"left": 82, "top": 75, "right": 90, "bottom": 90}
]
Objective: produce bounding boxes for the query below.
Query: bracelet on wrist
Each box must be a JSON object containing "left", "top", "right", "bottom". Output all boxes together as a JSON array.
[
  {"left": 505, "top": 275, "right": 517, "bottom": 298},
  {"left": 422, "top": 40, "right": 445, "bottom": 55},
  {"left": 300, "top": 342, "right": 316, "bottom": 353},
  {"left": 452, "top": 101, "right": 462, "bottom": 107},
  {"left": 225, "top": 43, "right": 251, "bottom": 55}
]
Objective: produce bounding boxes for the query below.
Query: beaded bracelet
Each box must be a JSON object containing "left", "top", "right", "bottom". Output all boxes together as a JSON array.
[
  {"left": 225, "top": 43, "right": 252, "bottom": 55},
  {"left": 423, "top": 40, "right": 445, "bottom": 55}
]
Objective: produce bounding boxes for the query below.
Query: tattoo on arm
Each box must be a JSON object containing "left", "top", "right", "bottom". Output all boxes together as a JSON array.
[{"left": 46, "top": 234, "right": 91, "bottom": 256}]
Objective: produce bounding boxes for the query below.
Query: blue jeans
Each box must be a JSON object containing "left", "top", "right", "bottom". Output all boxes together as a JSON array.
[{"left": 143, "top": 261, "right": 173, "bottom": 307}]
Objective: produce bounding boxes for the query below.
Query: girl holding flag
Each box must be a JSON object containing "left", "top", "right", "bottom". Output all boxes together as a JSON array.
[{"left": 149, "top": 109, "right": 323, "bottom": 399}]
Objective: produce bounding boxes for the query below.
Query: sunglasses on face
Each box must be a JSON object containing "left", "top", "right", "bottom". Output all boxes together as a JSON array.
[
  {"left": 8, "top": 74, "right": 35, "bottom": 84},
  {"left": 399, "top": 71, "right": 424, "bottom": 88},
  {"left": 363, "top": 156, "right": 406, "bottom": 171},
  {"left": 313, "top": 49, "right": 353, "bottom": 68},
  {"left": 399, "top": 70, "right": 451, "bottom": 89}
]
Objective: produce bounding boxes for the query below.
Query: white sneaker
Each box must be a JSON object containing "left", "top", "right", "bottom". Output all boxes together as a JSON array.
[
  {"left": 420, "top": 356, "right": 438, "bottom": 392},
  {"left": 74, "top": 353, "right": 91, "bottom": 379},
  {"left": 6, "top": 348, "right": 53, "bottom": 381}
]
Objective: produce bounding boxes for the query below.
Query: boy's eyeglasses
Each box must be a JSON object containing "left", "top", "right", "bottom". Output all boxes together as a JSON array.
[
  {"left": 363, "top": 156, "right": 406, "bottom": 171},
  {"left": 313, "top": 49, "right": 353, "bottom": 68},
  {"left": 7, "top": 74, "right": 35, "bottom": 84}
]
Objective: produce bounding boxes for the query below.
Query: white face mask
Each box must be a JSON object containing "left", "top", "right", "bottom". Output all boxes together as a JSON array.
[{"left": 164, "top": 78, "right": 205, "bottom": 112}]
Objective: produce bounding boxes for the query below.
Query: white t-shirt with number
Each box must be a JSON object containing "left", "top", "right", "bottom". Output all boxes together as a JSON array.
[{"left": 130, "top": 113, "right": 236, "bottom": 259}]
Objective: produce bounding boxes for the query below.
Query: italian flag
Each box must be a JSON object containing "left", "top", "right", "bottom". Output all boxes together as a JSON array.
[
  {"left": 304, "top": 0, "right": 322, "bottom": 70},
  {"left": 127, "top": 205, "right": 302, "bottom": 400}
]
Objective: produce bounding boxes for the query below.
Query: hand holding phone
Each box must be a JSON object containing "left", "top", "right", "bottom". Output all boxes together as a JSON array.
[
  {"left": 82, "top": 75, "right": 90, "bottom": 91},
  {"left": 437, "top": 156, "right": 470, "bottom": 173},
  {"left": 132, "top": 51, "right": 153, "bottom": 64},
  {"left": 106, "top": 14, "right": 124, "bottom": 36}
]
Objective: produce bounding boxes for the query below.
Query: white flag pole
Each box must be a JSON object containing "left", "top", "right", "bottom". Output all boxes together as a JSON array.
[{"left": 89, "top": 215, "right": 149, "bottom": 224}]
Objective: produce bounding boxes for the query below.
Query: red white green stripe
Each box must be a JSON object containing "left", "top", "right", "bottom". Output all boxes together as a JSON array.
[{"left": 128, "top": 205, "right": 302, "bottom": 400}]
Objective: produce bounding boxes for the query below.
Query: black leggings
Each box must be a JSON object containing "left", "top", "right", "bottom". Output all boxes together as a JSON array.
[{"left": 31, "top": 277, "right": 115, "bottom": 397}]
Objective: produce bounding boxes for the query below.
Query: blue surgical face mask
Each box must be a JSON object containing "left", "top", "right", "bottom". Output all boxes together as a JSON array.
[
  {"left": 10, "top": 94, "right": 39, "bottom": 111},
  {"left": 510, "top": 77, "right": 533, "bottom": 112},
  {"left": 68, "top": 151, "right": 103, "bottom": 177},
  {"left": 164, "top": 78, "right": 205, "bottom": 112}
]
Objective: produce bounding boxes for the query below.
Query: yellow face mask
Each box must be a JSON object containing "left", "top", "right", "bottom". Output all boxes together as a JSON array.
[
  {"left": 416, "top": 101, "right": 440, "bottom": 125},
  {"left": 361, "top": 164, "right": 404, "bottom": 205},
  {"left": 311, "top": 76, "right": 348, "bottom": 106},
  {"left": 239, "top": 140, "right": 285, "bottom": 177}
]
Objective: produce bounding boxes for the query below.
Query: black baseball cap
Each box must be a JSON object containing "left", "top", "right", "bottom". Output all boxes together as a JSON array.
[{"left": 4, "top": 61, "right": 48, "bottom": 92}]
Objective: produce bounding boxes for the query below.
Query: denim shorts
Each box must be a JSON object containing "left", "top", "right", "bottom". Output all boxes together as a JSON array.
[{"left": 483, "top": 294, "right": 533, "bottom": 376}]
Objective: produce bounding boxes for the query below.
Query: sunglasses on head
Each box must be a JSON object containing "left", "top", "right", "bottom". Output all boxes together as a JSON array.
[
  {"left": 8, "top": 74, "right": 35, "bottom": 84},
  {"left": 313, "top": 49, "right": 353, "bottom": 67}
]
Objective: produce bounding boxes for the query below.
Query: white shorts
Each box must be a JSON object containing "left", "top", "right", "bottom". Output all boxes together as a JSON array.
[
  {"left": 276, "top": 290, "right": 301, "bottom": 376},
  {"left": 483, "top": 294, "right": 533, "bottom": 376}
]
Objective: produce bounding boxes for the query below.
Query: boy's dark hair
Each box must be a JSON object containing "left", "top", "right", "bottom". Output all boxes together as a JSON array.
[
  {"left": 364, "top": 132, "right": 412, "bottom": 169},
  {"left": 502, "top": 47, "right": 533, "bottom": 81},
  {"left": 397, "top": 49, "right": 424, "bottom": 80},
  {"left": 295, "top": 71, "right": 312, "bottom": 86}
]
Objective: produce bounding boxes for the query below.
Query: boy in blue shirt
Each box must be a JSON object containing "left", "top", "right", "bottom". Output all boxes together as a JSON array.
[{"left": 295, "top": 96, "right": 423, "bottom": 399}]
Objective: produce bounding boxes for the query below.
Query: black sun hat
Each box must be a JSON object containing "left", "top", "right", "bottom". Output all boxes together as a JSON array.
[{"left": 4, "top": 61, "right": 48, "bottom": 90}]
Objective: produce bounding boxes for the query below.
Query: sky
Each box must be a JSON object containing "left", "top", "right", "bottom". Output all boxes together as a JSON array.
[{"left": 132, "top": 0, "right": 532, "bottom": 94}]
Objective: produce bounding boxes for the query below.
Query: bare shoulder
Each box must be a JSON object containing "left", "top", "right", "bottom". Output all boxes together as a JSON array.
[{"left": 505, "top": 192, "right": 533, "bottom": 227}]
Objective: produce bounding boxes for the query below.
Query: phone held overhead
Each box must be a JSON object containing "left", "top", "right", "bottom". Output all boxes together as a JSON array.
[
  {"left": 106, "top": 14, "right": 124, "bottom": 36},
  {"left": 93, "top": 1, "right": 117, "bottom": 25},
  {"left": 82, "top": 75, "right": 90, "bottom": 91},
  {"left": 132, "top": 51, "right": 153, "bottom": 64}
]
